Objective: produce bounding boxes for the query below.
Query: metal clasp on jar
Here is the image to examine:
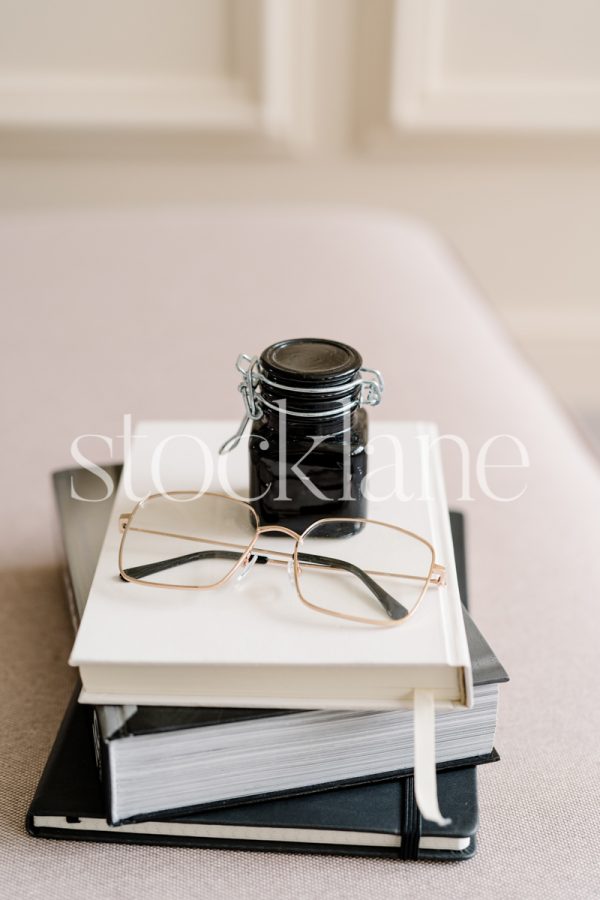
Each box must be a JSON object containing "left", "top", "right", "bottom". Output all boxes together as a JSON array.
[{"left": 219, "top": 353, "right": 384, "bottom": 455}]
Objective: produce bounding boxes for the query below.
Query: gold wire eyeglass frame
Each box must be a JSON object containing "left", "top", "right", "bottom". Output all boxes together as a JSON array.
[{"left": 118, "top": 491, "right": 447, "bottom": 628}]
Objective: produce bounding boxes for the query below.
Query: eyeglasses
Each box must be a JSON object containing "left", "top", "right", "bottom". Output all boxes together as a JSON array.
[{"left": 118, "top": 492, "right": 446, "bottom": 628}]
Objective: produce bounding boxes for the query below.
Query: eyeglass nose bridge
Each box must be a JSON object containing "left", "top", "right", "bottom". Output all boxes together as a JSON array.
[
  {"left": 234, "top": 524, "right": 302, "bottom": 582},
  {"left": 255, "top": 524, "right": 302, "bottom": 540},
  {"left": 234, "top": 523, "right": 303, "bottom": 583}
]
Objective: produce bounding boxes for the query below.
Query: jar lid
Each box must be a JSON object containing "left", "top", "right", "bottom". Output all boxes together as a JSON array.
[
  {"left": 219, "top": 344, "right": 384, "bottom": 453},
  {"left": 260, "top": 338, "right": 363, "bottom": 388}
]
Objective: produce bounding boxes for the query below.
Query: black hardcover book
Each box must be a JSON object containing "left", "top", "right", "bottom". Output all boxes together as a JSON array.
[
  {"left": 27, "top": 691, "right": 478, "bottom": 861},
  {"left": 53, "top": 466, "right": 507, "bottom": 826}
]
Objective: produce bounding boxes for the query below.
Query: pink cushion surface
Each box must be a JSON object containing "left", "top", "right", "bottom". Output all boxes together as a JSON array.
[{"left": 1, "top": 207, "right": 599, "bottom": 898}]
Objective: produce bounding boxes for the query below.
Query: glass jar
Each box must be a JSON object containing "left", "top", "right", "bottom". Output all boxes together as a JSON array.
[{"left": 221, "top": 338, "right": 384, "bottom": 536}]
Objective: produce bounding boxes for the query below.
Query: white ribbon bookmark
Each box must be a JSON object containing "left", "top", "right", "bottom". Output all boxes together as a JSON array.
[{"left": 413, "top": 690, "right": 452, "bottom": 826}]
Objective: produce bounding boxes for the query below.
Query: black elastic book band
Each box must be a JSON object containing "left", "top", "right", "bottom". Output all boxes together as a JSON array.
[{"left": 399, "top": 775, "right": 421, "bottom": 860}]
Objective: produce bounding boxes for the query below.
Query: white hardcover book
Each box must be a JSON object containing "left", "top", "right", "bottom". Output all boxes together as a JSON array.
[{"left": 70, "top": 420, "right": 472, "bottom": 712}]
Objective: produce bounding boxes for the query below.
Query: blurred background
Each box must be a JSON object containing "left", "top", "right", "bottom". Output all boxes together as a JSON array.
[{"left": 1, "top": 0, "right": 599, "bottom": 452}]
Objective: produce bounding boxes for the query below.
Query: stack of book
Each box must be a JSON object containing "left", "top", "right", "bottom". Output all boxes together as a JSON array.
[{"left": 28, "top": 421, "right": 508, "bottom": 862}]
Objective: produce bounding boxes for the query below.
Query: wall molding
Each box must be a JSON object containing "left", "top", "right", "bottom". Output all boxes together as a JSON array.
[
  {"left": 390, "top": 0, "right": 600, "bottom": 132},
  {"left": 0, "top": 0, "right": 314, "bottom": 149}
]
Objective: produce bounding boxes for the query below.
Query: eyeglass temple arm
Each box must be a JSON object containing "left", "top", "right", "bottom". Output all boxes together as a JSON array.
[
  {"left": 121, "top": 549, "right": 409, "bottom": 621},
  {"left": 294, "top": 550, "right": 409, "bottom": 620},
  {"left": 121, "top": 550, "right": 252, "bottom": 582}
]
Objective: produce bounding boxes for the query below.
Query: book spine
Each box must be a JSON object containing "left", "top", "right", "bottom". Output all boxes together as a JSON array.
[
  {"left": 25, "top": 687, "right": 81, "bottom": 835},
  {"left": 52, "top": 472, "right": 81, "bottom": 632},
  {"left": 91, "top": 709, "right": 117, "bottom": 825},
  {"left": 60, "top": 561, "right": 80, "bottom": 633}
]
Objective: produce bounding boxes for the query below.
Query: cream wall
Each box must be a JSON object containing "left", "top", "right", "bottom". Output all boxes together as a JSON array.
[{"left": 1, "top": 0, "right": 599, "bottom": 424}]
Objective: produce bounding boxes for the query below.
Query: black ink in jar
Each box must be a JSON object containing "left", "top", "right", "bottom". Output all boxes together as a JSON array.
[{"left": 220, "top": 338, "right": 384, "bottom": 536}]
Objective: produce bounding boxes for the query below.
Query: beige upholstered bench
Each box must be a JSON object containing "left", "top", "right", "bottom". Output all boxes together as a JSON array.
[{"left": 1, "top": 208, "right": 598, "bottom": 899}]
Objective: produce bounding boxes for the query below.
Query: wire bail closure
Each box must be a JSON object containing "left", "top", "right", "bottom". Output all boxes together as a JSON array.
[{"left": 219, "top": 353, "right": 384, "bottom": 455}]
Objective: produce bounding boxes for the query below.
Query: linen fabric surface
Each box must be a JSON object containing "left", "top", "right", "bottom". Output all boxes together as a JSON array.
[{"left": 1, "top": 207, "right": 599, "bottom": 899}]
